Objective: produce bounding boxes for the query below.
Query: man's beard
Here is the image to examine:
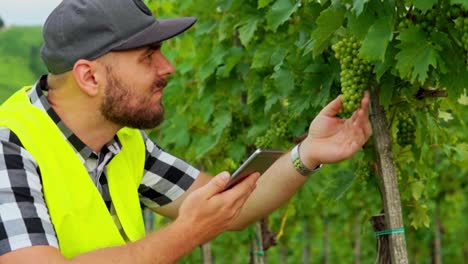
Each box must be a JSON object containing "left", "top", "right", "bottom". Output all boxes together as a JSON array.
[{"left": 100, "top": 67, "right": 166, "bottom": 129}]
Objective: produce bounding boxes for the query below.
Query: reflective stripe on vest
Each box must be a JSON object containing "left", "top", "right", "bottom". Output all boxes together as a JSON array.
[{"left": 0, "top": 87, "right": 146, "bottom": 258}]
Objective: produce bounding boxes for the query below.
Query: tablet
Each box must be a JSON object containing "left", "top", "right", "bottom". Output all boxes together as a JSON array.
[{"left": 225, "top": 149, "right": 285, "bottom": 189}]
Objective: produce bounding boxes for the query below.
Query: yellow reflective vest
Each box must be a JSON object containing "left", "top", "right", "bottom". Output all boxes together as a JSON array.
[{"left": 0, "top": 87, "right": 146, "bottom": 258}]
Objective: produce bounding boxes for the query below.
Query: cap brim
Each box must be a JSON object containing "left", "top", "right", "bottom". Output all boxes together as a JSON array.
[{"left": 113, "top": 17, "right": 197, "bottom": 50}]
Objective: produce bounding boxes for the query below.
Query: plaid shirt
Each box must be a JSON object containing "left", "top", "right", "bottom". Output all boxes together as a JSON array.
[{"left": 0, "top": 75, "right": 199, "bottom": 255}]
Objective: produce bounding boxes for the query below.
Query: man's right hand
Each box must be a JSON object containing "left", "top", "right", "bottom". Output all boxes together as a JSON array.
[
  {"left": 175, "top": 171, "right": 260, "bottom": 245},
  {"left": 0, "top": 171, "right": 260, "bottom": 264}
]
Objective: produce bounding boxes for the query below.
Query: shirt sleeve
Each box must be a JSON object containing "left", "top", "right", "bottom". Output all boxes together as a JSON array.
[
  {"left": 0, "top": 128, "right": 58, "bottom": 256},
  {"left": 138, "top": 130, "right": 199, "bottom": 209}
]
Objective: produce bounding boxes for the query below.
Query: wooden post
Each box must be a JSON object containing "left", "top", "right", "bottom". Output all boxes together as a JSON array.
[
  {"left": 369, "top": 89, "right": 409, "bottom": 264},
  {"left": 353, "top": 213, "right": 362, "bottom": 264},
  {"left": 431, "top": 206, "right": 442, "bottom": 264},
  {"left": 302, "top": 220, "right": 311, "bottom": 264},
  {"left": 322, "top": 217, "right": 330, "bottom": 264},
  {"left": 250, "top": 221, "right": 265, "bottom": 264},
  {"left": 371, "top": 214, "right": 391, "bottom": 264},
  {"left": 201, "top": 243, "right": 213, "bottom": 264}
]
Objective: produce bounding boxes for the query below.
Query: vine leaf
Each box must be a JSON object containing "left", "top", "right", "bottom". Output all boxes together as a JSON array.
[
  {"left": 347, "top": 7, "right": 375, "bottom": 40},
  {"left": 395, "top": 28, "right": 440, "bottom": 83},
  {"left": 451, "top": 0, "right": 468, "bottom": 9},
  {"left": 265, "top": 67, "right": 294, "bottom": 111},
  {"left": 195, "top": 110, "right": 232, "bottom": 158},
  {"left": 352, "top": 0, "right": 370, "bottom": 16},
  {"left": 266, "top": 0, "right": 300, "bottom": 32},
  {"left": 410, "top": 181, "right": 425, "bottom": 200},
  {"left": 238, "top": 16, "right": 262, "bottom": 47},
  {"left": 310, "top": 8, "right": 345, "bottom": 57},
  {"left": 409, "top": 202, "right": 430, "bottom": 229},
  {"left": 258, "top": 0, "right": 275, "bottom": 9},
  {"left": 360, "top": 16, "right": 393, "bottom": 62},
  {"left": 413, "top": 0, "right": 438, "bottom": 12}
]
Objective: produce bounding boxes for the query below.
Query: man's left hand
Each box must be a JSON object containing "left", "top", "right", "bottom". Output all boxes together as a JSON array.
[{"left": 300, "top": 92, "right": 373, "bottom": 167}]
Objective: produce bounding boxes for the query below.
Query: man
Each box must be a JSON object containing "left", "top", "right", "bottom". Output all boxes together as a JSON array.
[{"left": 0, "top": 0, "right": 372, "bottom": 263}]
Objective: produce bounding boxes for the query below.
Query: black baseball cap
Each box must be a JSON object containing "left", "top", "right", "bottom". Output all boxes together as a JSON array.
[{"left": 41, "top": 0, "right": 197, "bottom": 74}]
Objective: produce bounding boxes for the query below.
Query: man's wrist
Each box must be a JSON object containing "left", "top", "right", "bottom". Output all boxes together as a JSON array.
[{"left": 291, "top": 142, "right": 323, "bottom": 176}]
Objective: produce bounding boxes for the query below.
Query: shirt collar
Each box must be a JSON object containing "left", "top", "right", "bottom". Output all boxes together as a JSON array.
[{"left": 28, "top": 75, "right": 122, "bottom": 159}]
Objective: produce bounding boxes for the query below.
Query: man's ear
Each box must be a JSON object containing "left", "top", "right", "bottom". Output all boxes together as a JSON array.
[{"left": 72, "top": 59, "right": 101, "bottom": 97}]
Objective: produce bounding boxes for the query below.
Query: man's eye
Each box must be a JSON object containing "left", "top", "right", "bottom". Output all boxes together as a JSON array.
[{"left": 145, "top": 52, "right": 154, "bottom": 60}]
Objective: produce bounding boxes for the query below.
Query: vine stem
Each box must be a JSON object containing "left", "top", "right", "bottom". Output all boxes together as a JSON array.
[{"left": 369, "top": 86, "right": 409, "bottom": 264}]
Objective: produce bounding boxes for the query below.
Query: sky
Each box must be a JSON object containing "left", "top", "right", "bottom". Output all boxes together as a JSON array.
[{"left": 0, "top": 0, "right": 62, "bottom": 26}]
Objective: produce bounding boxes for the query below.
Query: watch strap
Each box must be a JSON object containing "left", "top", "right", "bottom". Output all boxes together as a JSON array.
[{"left": 291, "top": 143, "right": 323, "bottom": 176}]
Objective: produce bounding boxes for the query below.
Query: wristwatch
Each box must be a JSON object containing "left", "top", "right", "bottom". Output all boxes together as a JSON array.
[{"left": 291, "top": 143, "right": 323, "bottom": 176}]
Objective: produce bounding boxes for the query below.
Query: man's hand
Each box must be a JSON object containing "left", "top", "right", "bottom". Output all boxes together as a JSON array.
[
  {"left": 301, "top": 92, "right": 373, "bottom": 166},
  {"left": 175, "top": 171, "right": 260, "bottom": 245}
]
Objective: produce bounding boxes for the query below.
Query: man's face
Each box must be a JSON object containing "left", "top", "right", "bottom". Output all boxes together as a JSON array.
[
  {"left": 99, "top": 66, "right": 165, "bottom": 129},
  {"left": 99, "top": 45, "right": 175, "bottom": 129}
]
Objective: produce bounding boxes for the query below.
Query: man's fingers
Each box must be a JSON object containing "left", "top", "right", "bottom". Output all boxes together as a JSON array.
[
  {"left": 203, "top": 172, "right": 231, "bottom": 197},
  {"left": 223, "top": 172, "right": 259, "bottom": 202},
  {"left": 319, "top": 95, "right": 343, "bottom": 117},
  {"left": 360, "top": 91, "right": 370, "bottom": 115}
]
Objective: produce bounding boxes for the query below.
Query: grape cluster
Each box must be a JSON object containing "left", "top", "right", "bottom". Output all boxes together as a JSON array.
[
  {"left": 332, "top": 37, "right": 372, "bottom": 117},
  {"left": 447, "top": 4, "right": 465, "bottom": 20},
  {"left": 254, "top": 113, "right": 289, "bottom": 149},
  {"left": 413, "top": 98, "right": 440, "bottom": 116},
  {"left": 398, "top": 8, "right": 438, "bottom": 33},
  {"left": 454, "top": 16, "right": 468, "bottom": 52},
  {"left": 396, "top": 112, "right": 416, "bottom": 147},
  {"left": 355, "top": 161, "right": 371, "bottom": 184}
]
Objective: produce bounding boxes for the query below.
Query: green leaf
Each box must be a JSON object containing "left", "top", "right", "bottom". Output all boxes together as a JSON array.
[
  {"left": 413, "top": 0, "right": 438, "bottom": 12},
  {"left": 258, "top": 0, "right": 275, "bottom": 8},
  {"left": 409, "top": 203, "right": 430, "bottom": 229},
  {"left": 310, "top": 8, "right": 345, "bottom": 57},
  {"left": 212, "top": 109, "right": 232, "bottom": 136},
  {"left": 252, "top": 44, "right": 272, "bottom": 69},
  {"left": 395, "top": 27, "right": 440, "bottom": 83},
  {"left": 410, "top": 181, "right": 425, "bottom": 200},
  {"left": 374, "top": 42, "right": 397, "bottom": 81},
  {"left": 347, "top": 8, "right": 376, "bottom": 39},
  {"left": 162, "top": 115, "right": 190, "bottom": 148},
  {"left": 360, "top": 16, "right": 393, "bottom": 62},
  {"left": 195, "top": 110, "right": 232, "bottom": 158},
  {"left": 227, "top": 141, "right": 246, "bottom": 163},
  {"left": 266, "top": 0, "right": 300, "bottom": 32},
  {"left": 270, "top": 47, "right": 288, "bottom": 67},
  {"left": 451, "top": 0, "right": 468, "bottom": 9},
  {"left": 379, "top": 75, "right": 395, "bottom": 110},
  {"left": 352, "top": 0, "right": 370, "bottom": 16},
  {"left": 272, "top": 67, "right": 295, "bottom": 91},
  {"left": 198, "top": 45, "right": 228, "bottom": 81},
  {"left": 324, "top": 169, "right": 355, "bottom": 201},
  {"left": 238, "top": 16, "right": 261, "bottom": 47},
  {"left": 222, "top": 47, "right": 244, "bottom": 77}
]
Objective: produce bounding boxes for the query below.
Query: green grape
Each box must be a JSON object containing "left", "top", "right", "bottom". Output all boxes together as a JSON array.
[
  {"left": 255, "top": 134, "right": 272, "bottom": 149},
  {"left": 255, "top": 113, "right": 291, "bottom": 149},
  {"left": 332, "top": 37, "right": 373, "bottom": 118},
  {"left": 355, "top": 161, "right": 371, "bottom": 184},
  {"left": 413, "top": 97, "right": 441, "bottom": 115},
  {"left": 396, "top": 111, "right": 416, "bottom": 147},
  {"left": 455, "top": 19, "right": 468, "bottom": 51},
  {"left": 270, "top": 113, "right": 289, "bottom": 138}
]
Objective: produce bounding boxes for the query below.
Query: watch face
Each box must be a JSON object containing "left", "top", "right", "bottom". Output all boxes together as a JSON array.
[{"left": 133, "top": 0, "right": 153, "bottom": 16}]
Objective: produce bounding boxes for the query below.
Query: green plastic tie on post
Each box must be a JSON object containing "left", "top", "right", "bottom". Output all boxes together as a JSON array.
[{"left": 374, "top": 228, "right": 405, "bottom": 236}]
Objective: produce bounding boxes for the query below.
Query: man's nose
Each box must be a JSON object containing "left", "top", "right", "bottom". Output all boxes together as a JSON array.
[{"left": 155, "top": 51, "right": 175, "bottom": 77}]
